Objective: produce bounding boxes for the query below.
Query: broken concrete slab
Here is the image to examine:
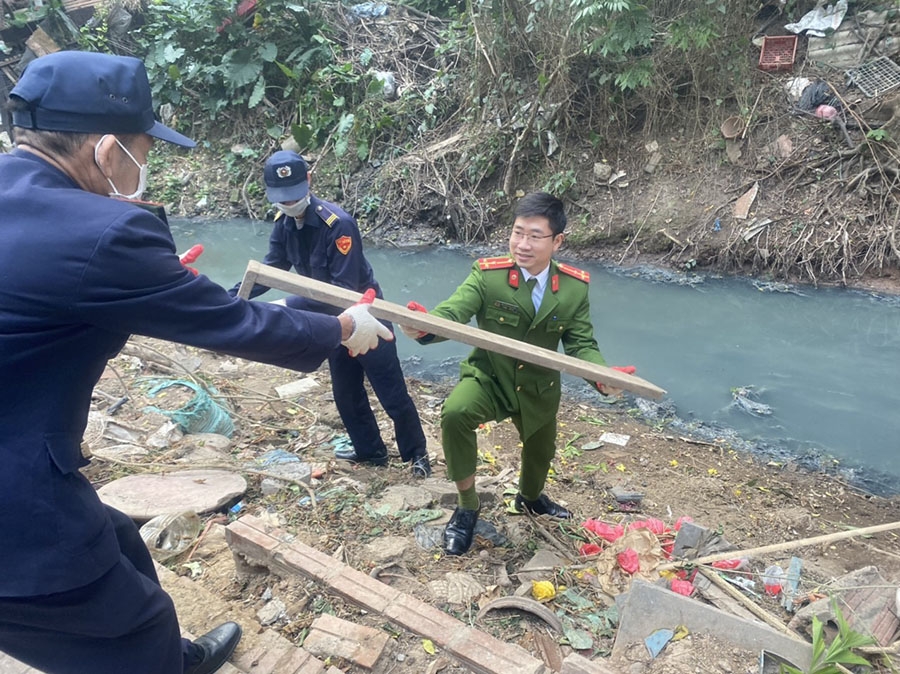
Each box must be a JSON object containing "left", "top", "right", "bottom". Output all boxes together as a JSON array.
[
  {"left": 98, "top": 469, "right": 247, "bottom": 522},
  {"left": 303, "top": 613, "right": 391, "bottom": 671},
  {"left": 788, "top": 565, "right": 899, "bottom": 646},
  {"left": 274, "top": 377, "right": 321, "bottom": 399},
  {"left": 371, "top": 484, "right": 434, "bottom": 513},
  {"left": 612, "top": 579, "right": 812, "bottom": 670},
  {"left": 515, "top": 549, "right": 567, "bottom": 585},
  {"left": 363, "top": 535, "right": 413, "bottom": 564}
]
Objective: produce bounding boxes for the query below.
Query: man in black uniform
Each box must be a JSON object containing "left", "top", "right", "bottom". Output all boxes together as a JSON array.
[
  {"left": 232, "top": 150, "right": 431, "bottom": 476},
  {"left": 0, "top": 51, "right": 391, "bottom": 674}
]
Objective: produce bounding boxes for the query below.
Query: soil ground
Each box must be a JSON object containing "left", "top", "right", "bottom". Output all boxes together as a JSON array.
[{"left": 86, "top": 336, "right": 900, "bottom": 674}]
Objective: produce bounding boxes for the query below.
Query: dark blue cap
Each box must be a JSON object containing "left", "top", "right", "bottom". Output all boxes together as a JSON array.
[
  {"left": 263, "top": 150, "right": 309, "bottom": 203},
  {"left": 10, "top": 51, "right": 195, "bottom": 148}
]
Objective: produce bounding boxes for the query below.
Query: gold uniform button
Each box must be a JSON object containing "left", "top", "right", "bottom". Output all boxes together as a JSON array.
[
  {"left": 499, "top": 317, "right": 505, "bottom": 322},
  {"left": 550, "top": 382, "right": 555, "bottom": 387},
  {"left": 558, "top": 326, "right": 564, "bottom": 332},
  {"left": 517, "top": 363, "right": 524, "bottom": 370},
  {"left": 516, "top": 385, "right": 522, "bottom": 392}
]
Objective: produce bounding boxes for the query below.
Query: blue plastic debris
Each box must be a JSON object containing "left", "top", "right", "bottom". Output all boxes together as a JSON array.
[
  {"left": 644, "top": 628, "right": 675, "bottom": 658},
  {"left": 349, "top": 2, "right": 388, "bottom": 18},
  {"left": 229, "top": 501, "right": 244, "bottom": 514},
  {"left": 713, "top": 218, "right": 721, "bottom": 232}
]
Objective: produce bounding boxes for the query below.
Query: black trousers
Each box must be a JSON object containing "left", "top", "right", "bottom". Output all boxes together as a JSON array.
[
  {"left": 329, "top": 320, "right": 426, "bottom": 462},
  {"left": 0, "top": 506, "right": 197, "bottom": 674}
]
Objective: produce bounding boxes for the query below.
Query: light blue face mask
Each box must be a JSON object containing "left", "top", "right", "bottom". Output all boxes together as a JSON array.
[
  {"left": 276, "top": 195, "right": 310, "bottom": 220},
  {"left": 94, "top": 134, "right": 148, "bottom": 200}
]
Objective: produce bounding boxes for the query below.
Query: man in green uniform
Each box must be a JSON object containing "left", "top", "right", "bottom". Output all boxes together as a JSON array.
[{"left": 401, "top": 192, "right": 634, "bottom": 555}]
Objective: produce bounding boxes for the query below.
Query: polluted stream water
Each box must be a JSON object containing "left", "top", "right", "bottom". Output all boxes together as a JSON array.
[{"left": 170, "top": 218, "right": 900, "bottom": 495}]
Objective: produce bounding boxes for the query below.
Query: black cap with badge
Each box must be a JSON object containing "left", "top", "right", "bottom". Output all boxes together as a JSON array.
[
  {"left": 263, "top": 150, "right": 310, "bottom": 203},
  {"left": 10, "top": 51, "right": 195, "bottom": 148}
]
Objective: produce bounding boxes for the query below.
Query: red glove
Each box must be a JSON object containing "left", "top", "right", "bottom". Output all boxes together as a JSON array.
[
  {"left": 400, "top": 301, "right": 429, "bottom": 339},
  {"left": 597, "top": 365, "right": 636, "bottom": 395},
  {"left": 178, "top": 244, "right": 204, "bottom": 276}
]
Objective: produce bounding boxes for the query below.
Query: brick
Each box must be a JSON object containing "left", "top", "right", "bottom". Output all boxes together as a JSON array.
[
  {"left": 273, "top": 543, "right": 343, "bottom": 583},
  {"left": 303, "top": 614, "right": 390, "bottom": 671},
  {"left": 329, "top": 567, "right": 402, "bottom": 613},
  {"left": 272, "top": 647, "right": 323, "bottom": 674},
  {"left": 233, "top": 630, "right": 295, "bottom": 673},
  {"left": 226, "top": 517, "right": 282, "bottom": 568},
  {"left": 560, "top": 652, "right": 618, "bottom": 674},
  {"left": 383, "top": 593, "right": 463, "bottom": 647},
  {"left": 446, "top": 627, "right": 547, "bottom": 674},
  {"left": 291, "top": 653, "right": 328, "bottom": 674}
]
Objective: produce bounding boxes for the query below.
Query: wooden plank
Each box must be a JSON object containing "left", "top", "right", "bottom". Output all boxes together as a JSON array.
[{"left": 238, "top": 261, "right": 666, "bottom": 400}]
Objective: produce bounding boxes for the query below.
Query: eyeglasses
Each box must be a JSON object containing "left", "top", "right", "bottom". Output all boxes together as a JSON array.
[{"left": 510, "top": 230, "right": 556, "bottom": 244}]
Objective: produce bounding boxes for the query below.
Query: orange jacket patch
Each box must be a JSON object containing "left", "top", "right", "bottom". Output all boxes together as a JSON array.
[
  {"left": 335, "top": 236, "right": 352, "bottom": 255},
  {"left": 557, "top": 263, "right": 590, "bottom": 283}
]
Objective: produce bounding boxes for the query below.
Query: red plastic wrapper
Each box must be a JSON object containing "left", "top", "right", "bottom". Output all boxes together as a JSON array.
[
  {"left": 617, "top": 548, "right": 640, "bottom": 574},
  {"left": 582, "top": 519, "right": 624, "bottom": 543},
  {"left": 580, "top": 543, "right": 603, "bottom": 557},
  {"left": 712, "top": 558, "right": 749, "bottom": 571},
  {"left": 673, "top": 516, "right": 693, "bottom": 531},
  {"left": 670, "top": 578, "right": 694, "bottom": 596},
  {"left": 628, "top": 518, "right": 668, "bottom": 535}
]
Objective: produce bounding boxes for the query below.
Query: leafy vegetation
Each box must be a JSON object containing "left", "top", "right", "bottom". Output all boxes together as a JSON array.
[
  {"left": 62, "top": 0, "right": 900, "bottom": 283},
  {"left": 780, "top": 597, "right": 875, "bottom": 674}
]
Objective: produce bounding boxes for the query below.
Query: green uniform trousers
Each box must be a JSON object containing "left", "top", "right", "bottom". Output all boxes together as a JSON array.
[{"left": 441, "top": 377, "right": 557, "bottom": 500}]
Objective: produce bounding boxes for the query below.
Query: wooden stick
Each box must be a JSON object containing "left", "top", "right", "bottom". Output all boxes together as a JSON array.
[
  {"left": 659, "top": 520, "right": 900, "bottom": 571},
  {"left": 697, "top": 567, "right": 805, "bottom": 640},
  {"left": 237, "top": 261, "right": 667, "bottom": 400}
]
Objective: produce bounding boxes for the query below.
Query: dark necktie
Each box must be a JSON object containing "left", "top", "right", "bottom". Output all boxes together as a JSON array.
[{"left": 525, "top": 277, "right": 538, "bottom": 311}]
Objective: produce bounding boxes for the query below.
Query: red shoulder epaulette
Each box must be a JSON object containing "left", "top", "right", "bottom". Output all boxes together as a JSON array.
[
  {"left": 477, "top": 256, "right": 515, "bottom": 271},
  {"left": 557, "top": 263, "right": 590, "bottom": 283}
]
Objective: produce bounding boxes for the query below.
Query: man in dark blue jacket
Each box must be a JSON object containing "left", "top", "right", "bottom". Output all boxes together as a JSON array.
[
  {"left": 0, "top": 51, "right": 390, "bottom": 674},
  {"left": 231, "top": 151, "right": 431, "bottom": 477}
]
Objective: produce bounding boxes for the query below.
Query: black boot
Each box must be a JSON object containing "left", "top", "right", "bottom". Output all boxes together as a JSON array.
[
  {"left": 514, "top": 493, "right": 572, "bottom": 519},
  {"left": 333, "top": 446, "right": 389, "bottom": 466},
  {"left": 443, "top": 506, "right": 479, "bottom": 556},
  {"left": 410, "top": 451, "right": 432, "bottom": 478},
  {"left": 184, "top": 622, "right": 242, "bottom": 674}
]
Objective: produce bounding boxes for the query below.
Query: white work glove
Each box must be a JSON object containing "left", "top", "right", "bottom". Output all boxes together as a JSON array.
[
  {"left": 340, "top": 289, "right": 393, "bottom": 356},
  {"left": 399, "top": 300, "right": 429, "bottom": 339}
]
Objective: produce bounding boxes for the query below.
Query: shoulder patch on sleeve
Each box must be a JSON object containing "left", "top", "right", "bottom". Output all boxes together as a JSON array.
[
  {"left": 557, "top": 263, "right": 590, "bottom": 283},
  {"left": 477, "top": 256, "right": 515, "bottom": 271},
  {"left": 315, "top": 203, "right": 340, "bottom": 227}
]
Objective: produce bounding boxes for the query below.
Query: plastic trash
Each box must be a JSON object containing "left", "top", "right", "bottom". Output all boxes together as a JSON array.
[
  {"left": 763, "top": 564, "right": 786, "bottom": 596},
  {"left": 144, "top": 379, "right": 234, "bottom": 437},
  {"left": 139, "top": 511, "right": 202, "bottom": 562}
]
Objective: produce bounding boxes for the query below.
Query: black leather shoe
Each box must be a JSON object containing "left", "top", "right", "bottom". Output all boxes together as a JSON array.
[
  {"left": 411, "top": 452, "right": 431, "bottom": 478},
  {"left": 515, "top": 493, "right": 572, "bottom": 519},
  {"left": 333, "top": 446, "right": 389, "bottom": 466},
  {"left": 443, "top": 506, "right": 479, "bottom": 556},
  {"left": 184, "top": 621, "right": 242, "bottom": 674}
]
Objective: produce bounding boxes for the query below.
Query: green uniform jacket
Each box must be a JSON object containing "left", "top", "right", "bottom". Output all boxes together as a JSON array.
[{"left": 423, "top": 256, "right": 606, "bottom": 439}]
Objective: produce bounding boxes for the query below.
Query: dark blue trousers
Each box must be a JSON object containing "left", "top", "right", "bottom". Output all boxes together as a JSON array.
[
  {"left": 329, "top": 321, "right": 426, "bottom": 461},
  {"left": 0, "top": 506, "right": 198, "bottom": 674}
]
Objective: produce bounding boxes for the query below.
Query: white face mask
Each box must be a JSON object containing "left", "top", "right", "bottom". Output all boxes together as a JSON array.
[
  {"left": 94, "top": 134, "right": 148, "bottom": 200},
  {"left": 276, "top": 195, "right": 310, "bottom": 220}
]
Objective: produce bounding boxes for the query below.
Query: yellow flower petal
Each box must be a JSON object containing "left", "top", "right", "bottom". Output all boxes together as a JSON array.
[{"left": 531, "top": 580, "right": 557, "bottom": 602}]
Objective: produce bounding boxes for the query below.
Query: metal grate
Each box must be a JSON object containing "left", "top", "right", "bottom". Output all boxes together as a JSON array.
[{"left": 847, "top": 56, "right": 900, "bottom": 97}]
